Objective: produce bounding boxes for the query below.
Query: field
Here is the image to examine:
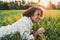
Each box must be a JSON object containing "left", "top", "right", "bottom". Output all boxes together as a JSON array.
[{"left": 0, "top": 10, "right": 60, "bottom": 40}]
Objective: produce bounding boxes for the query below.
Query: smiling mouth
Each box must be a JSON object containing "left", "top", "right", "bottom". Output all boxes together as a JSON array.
[{"left": 36, "top": 19, "right": 40, "bottom": 21}]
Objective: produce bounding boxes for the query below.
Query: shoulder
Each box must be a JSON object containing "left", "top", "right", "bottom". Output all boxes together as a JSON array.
[
  {"left": 11, "top": 16, "right": 33, "bottom": 27},
  {"left": 20, "top": 16, "right": 33, "bottom": 24}
]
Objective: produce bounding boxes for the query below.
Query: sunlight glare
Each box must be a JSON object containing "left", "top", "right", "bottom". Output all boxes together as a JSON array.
[
  {"left": 51, "top": 0, "right": 59, "bottom": 5},
  {"left": 40, "top": 0, "right": 49, "bottom": 7}
]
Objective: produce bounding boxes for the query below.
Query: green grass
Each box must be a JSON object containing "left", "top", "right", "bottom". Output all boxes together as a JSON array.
[
  {"left": 45, "top": 10, "right": 60, "bottom": 18},
  {"left": 0, "top": 10, "right": 22, "bottom": 19},
  {"left": 0, "top": 10, "right": 60, "bottom": 40}
]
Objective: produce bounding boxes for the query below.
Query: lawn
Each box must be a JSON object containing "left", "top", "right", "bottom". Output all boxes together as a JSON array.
[{"left": 0, "top": 10, "right": 60, "bottom": 40}]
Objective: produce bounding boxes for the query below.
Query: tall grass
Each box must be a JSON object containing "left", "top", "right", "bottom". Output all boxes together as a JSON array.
[{"left": 0, "top": 10, "right": 60, "bottom": 40}]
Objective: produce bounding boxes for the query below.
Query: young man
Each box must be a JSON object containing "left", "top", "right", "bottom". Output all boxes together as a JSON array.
[{"left": 0, "top": 7, "right": 45, "bottom": 40}]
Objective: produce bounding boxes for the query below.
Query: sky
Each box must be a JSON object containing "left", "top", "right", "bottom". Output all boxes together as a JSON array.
[
  {"left": 0, "top": 0, "right": 38, "bottom": 3},
  {"left": 1, "top": 0, "right": 60, "bottom": 3},
  {"left": 40, "top": 0, "right": 60, "bottom": 7}
]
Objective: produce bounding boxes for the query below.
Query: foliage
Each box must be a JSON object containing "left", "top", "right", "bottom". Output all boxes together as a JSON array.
[{"left": 0, "top": 1, "right": 29, "bottom": 10}]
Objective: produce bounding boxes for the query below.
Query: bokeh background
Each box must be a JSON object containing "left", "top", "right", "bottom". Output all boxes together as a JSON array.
[{"left": 0, "top": 0, "right": 60, "bottom": 40}]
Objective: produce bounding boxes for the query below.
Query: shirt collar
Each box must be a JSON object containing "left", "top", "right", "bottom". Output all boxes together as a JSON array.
[{"left": 24, "top": 16, "right": 33, "bottom": 26}]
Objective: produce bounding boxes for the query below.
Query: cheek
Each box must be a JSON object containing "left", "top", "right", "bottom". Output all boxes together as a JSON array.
[
  {"left": 31, "top": 16, "right": 37, "bottom": 21},
  {"left": 35, "top": 18, "right": 39, "bottom": 21},
  {"left": 32, "top": 16, "right": 36, "bottom": 20},
  {"left": 34, "top": 17, "right": 40, "bottom": 21},
  {"left": 33, "top": 16, "right": 38, "bottom": 20}
]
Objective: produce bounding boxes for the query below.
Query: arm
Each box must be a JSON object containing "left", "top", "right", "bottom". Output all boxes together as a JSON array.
[
  {"left": 32, "top": 27, "right": 45, "bottom": 38},
  {"left": 0, "top": 25, "right": 18, "bottom": 37},
  {"left": 21, "top": 27, "right": 45, "bottom": 40},
  {"left": 18, "top": 23, "right": 35, "bottom": 40},
  {"left": 22, "top": 31, "right": 35, "bottom": 40}
]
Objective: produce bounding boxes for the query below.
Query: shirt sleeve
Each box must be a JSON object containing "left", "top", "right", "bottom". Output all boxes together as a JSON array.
[
  {"left": 0, "top": 25, "right": 17, "bottom": 37},
  {"left": 18, "top": 22, "right": 35, "bottom": 40},
  {"left": 23, "top": 31, "right": 35, "bottom": 40}
]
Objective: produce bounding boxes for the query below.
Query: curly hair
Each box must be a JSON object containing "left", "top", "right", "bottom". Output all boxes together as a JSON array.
[{"left": 23, "top": 7, "right": 44, "bottom": 17}]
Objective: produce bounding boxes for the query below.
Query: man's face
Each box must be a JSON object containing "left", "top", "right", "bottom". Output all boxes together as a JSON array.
[{"left": 31, "top": 10, "right": 44, "bottom": 23}]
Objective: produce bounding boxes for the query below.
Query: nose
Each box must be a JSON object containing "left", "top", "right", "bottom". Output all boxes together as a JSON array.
[
  {"left": 38, "top": 16, "right": 41, "bottom": 19},
  {"left": 38, "top": 15, "right": 44, "bottom": 20}
]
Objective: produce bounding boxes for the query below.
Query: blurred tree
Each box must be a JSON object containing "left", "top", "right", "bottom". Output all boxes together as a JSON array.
[
  {"left": 57, "top": 2, "right": 60, "bottom": 9},
  {"left": 0, "top": 0, "right": 28, "bottom": 9},
  {"left": 14, "top": 1, "right": 19, "bottom": 9},
  {"left": 8, "top": 2, "right": 14, "bottom": 9},
  {"left": 47, "top": 1, "right": 56, "bottom": 9},
  {"left": 3, "top": 2, "right": 9, "bottom": 9},
  {"left": 38, "top": 0, "right": 40, "bottom": 4},
  {"left": 0, "top": 1, "right": 4, "bottom": 9},
  {"left": 22, "top": 0, "right": 25, "bottom": 5}
]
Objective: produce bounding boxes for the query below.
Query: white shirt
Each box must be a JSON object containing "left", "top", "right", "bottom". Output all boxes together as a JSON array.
[{"left": 0, "top": 16, "right": 34, "bottom": 40}]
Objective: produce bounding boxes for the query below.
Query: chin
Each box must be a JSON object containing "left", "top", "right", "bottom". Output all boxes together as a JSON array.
[
  {"left": 33, "top": 21, "right": 38, "bottom": 23},
  {"left": 35, "top": 21, "right": 39, "bottom": 23},
  {"left": 32, "top": 20, "right": 39, "bottom": 23}
]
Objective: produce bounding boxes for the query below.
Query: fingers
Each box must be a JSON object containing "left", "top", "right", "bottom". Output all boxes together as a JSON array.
[
  {"left": 37, "top": 27, "right": 45, "bottom": 34},
  {"left": 39, "top": 33, "right": 45, "bottom": 38}
]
